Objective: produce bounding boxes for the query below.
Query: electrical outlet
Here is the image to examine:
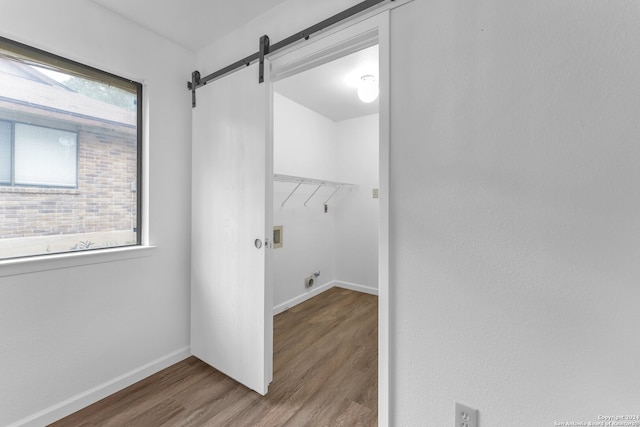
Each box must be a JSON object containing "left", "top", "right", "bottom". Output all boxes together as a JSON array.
[
  {"left": 372, "top": 188, "right": 379, "bottom": 198},
  {"left": 455, "top": 403, "right": 478, "bottom": 427}
]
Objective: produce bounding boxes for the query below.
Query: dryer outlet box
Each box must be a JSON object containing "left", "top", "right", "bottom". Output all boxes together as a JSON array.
[{"left": 304, "top": 276, "right": 314, "bottom": 288}]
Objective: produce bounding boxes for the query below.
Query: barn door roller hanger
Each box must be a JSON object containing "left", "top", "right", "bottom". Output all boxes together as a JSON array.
[{"left": 187, "top": 0, "right": 393, "bottom": 108}]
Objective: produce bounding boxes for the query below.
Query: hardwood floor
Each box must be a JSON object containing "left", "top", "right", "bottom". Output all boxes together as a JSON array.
[{"left": 50, "top": 287, "right": 378, "bottom": 426}]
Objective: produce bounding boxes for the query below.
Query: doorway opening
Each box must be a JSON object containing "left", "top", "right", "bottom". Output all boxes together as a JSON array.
[
  {"left": 271, "top": 44, "right": 380, "bottom": 312},
  {"left": 270, "top": 42, "right": 381, "bottom": 418},
  {"left": 190, "top": 8, "right": 391, "bottom": 421}
]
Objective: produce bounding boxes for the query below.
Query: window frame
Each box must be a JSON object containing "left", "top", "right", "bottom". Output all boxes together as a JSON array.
[{"left": 0, "top": 35, "right": 144, "bottom": 259}]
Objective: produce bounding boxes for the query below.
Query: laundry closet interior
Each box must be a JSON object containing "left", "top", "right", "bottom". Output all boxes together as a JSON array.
[{"left": 271, "top": 44, "right": 380, "bottom": 314}]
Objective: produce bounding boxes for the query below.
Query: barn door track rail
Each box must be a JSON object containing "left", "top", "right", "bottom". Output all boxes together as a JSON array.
[{"left": 187, "top": 0, "right": 393, "bottom": 107}]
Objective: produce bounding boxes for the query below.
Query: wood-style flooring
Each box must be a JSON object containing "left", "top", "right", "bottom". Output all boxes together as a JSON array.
[{"left": 50, "top": 287, "right": 378, "bottom": 426}]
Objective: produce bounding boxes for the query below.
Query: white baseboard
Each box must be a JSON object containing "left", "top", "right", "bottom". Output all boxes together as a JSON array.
[
  {"left": 9, "top": 346, "right": 191, "bottom": 427},
  {"left": 273, "top": 280, "right": 334, "bottom": 315},
  {"left": 334, "top": 280, "right": 379, "bottom": 296},
  {"left": 11, "top": 281, "right": 377, "bottom": 426},
  {"left": 12, "top": 280, "right": 378, "bottom": 425},
  {"left": 273, "top": 280, "right": 378, "bottom": 315}
]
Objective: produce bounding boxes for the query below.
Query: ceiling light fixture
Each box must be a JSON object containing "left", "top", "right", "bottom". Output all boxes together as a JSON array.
[{"left": 357, "top": 74, "right": 378, "bottom": 103}]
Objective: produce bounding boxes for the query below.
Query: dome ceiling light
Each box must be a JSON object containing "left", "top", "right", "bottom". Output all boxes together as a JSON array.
[{"left": 357, "top": 74, "right": 378, "bottom": 103}]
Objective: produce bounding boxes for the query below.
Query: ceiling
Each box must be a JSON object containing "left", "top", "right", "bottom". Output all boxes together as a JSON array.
[
  {"left": 275, "top": 45, "right": 379, "bottom": 122},
  {"left": 90, "top": 0, "right": 290, "bottom": 52},
  {"left": 90, "top": 0, "right": 378, "bottom": 121}
]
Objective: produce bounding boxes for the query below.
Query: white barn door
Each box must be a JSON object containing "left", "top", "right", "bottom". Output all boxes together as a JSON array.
[{"left": 191, "top": 63, "right": 273, "bottom": 395}]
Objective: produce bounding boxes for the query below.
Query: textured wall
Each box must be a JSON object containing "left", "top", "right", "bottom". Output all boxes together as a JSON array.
[
  {"left": 0, "top": 1, "right": 194, "bottom": 425},
  {"left": 335, "top": 114, "right": 379, "bottom": 290},
  {"left": 390, "top": 0, "right": 640, "bottom": 425},
  {"left": 272, "top": 93, "right": 338, "bottom": 307},
  {"left": 273, "top": 93, "right": 379, "bottom": 308}
]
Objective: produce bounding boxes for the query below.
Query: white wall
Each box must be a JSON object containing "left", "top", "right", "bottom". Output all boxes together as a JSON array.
[
  {"left": 335, "top": 114, "right": 379, "bottom": 290},
  {"left": 390, "top": 0, "right": 640, "bottom": 425},
  {"left": 5, "top": 0, "right": 633, "bottom": 425},
  {"left": 274, "top": 93, "right": 339, "bottom": 179},
  {"left": 273, "top": 91, "right": 379, "bottom": 309},
  {"left": 0, "top": 1, "right": 194, "bottom": 425},
  {"left": 273, "top": 93, "right": 338, "bottom": 308}
]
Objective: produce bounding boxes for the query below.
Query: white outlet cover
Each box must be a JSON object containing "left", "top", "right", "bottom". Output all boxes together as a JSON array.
[{"left": 455, "top": 402, "right": 478, "bottom": 427}]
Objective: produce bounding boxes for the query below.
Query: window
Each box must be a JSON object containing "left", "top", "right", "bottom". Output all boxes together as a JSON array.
[
  {"left": 0, "top": 121, "right": 10, "bottom": 183},
  {"left": 0, "top": 36, "right": 142, "bottom": 260},
  {"left": 2, "top": 122, "right": 78, "bottom": 187}
]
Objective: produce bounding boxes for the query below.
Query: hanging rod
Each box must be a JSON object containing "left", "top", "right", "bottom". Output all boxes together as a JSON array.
[
  {"left": 187, "top": 0, "right": 393, "bottom": 107},
  {"left": 274, "top": 174, "right": 356, "bottom": 207}
]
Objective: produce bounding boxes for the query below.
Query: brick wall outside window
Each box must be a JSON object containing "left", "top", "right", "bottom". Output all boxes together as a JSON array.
[{"left": 0, "top": 127, "right": 137, "bottom": 240}]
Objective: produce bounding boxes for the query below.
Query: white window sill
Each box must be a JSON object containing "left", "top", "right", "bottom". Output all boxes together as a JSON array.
[{"left": 0, "top": 245, "right": 156, "bottom": 278}]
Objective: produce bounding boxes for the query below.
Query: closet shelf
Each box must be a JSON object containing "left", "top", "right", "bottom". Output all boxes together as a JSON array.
[{"left": 273, "top": 174, "right": 357, "bottom": 207}]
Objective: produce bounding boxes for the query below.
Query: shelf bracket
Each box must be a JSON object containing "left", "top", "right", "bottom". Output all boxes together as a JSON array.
[
  {"left": 304, "top": 184, "right": 324, "bottom": 207},
  {"left": 324, "top": 185, "right": 343, "bottom": 205},
  {"left": 281, "top": 180, "right": 304, "bottom": 207}
]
